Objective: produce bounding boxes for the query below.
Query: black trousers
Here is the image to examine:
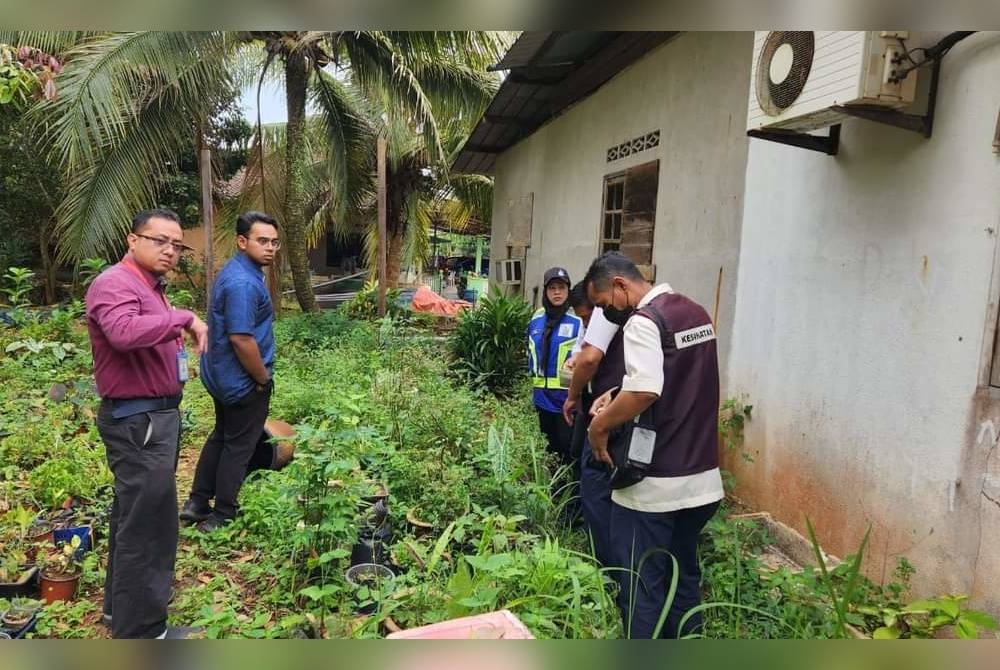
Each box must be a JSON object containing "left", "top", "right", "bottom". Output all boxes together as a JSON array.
[
  {"left": 190, "top": 384, "right": 271, "bottom": 518},
  {"left": 610, "top": 499, "right": 721, "bottom": 639},
  {"left": 537, "top": 408, "right": 574, "bottom": 466},
  {"left": 97, "top": 406, "right": 181, "bottom": 639},
  {"left": 580, "top": 434, "right": 614, "bottom": 568}
]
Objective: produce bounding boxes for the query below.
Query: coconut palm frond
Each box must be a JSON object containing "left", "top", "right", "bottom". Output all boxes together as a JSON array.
[
  {"left": 32, "top": 32, "right": 228, "bottom": 172},
  {"left": 52, "top": 93, "right": 195, "bottom": 261},
  {"left": 0, "top": 31, "right": 105, "bottom": 55},
  {"left": 39, "top": 32, "right": 232, "bottom": 262},
  {"left": 343, "top": 31, "right": 446, "bottom": 165},
  {"left": 310, "top": 66, "right": 376, "bottom": 228},
  {"left": 402, "top": 193, "right": 433, "bottom": 275},
  {"left": 442, "top": 173, "right": 494, "bottom": 228}
]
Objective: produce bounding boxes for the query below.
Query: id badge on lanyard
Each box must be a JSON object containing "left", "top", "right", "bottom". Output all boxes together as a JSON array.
[
  {"left": 627, "top": 425, "right": 656, "bottom": 468},
  {"left": 177, "top": 348, "right": 190, "bottom": 383}
]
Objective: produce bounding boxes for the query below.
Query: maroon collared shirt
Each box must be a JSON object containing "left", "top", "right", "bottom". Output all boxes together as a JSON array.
[{"left": 85, "top": 256, "right": 195, "bottom": 400}]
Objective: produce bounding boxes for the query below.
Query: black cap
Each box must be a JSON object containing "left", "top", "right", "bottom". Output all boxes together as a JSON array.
[{"left": 543, "top": 267, "right": 571, "bottom": 287}]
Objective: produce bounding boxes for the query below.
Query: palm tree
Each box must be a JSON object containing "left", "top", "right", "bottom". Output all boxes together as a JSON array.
[
  {"left": 222, "top": 77, "right": 496, "bottom": 293},
  {"left": 17, "top": 31, "right": 509, "bottom": 311},
  {"left": 355, "top": 113, "right": 495, "bottom": 287}
]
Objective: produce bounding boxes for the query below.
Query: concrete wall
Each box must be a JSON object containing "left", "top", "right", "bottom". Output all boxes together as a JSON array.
[
  {"left": 726, "top": 32, "right": 1000, "bottom": 611},
  {"left": 490, "top": 32, "right": 753, "bottom": 385}
]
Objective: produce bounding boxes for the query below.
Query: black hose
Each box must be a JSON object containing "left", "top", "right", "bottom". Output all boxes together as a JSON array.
[{"left": 924, "top": 31, "right": 977, "bottom": 60}]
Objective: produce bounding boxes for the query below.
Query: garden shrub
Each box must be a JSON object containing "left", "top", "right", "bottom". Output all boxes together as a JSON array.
[{"left": 448, "top": 291, "right": 532, "bottom": 397}]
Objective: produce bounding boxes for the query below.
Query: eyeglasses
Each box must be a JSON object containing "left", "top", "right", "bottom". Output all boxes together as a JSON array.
[
  {"left": 135, "top": 234, "right": 193, "bottom": 254},
  {"left": 247, "top": 236, "right": 281, "bottom": 249}
]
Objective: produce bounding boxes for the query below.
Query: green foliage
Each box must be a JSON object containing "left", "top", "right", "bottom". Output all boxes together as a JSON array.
[
  {"left": 337, "top": 280, "right": 405, "bottom": 321},
  {"left": 273, "top": 309, "right": 354, "bottom": 351},
  {"left": 33, "top": 599, "right": 101, "bottom": 639},
  {"left": 0, "top": 44, "right": 59, "bottom": 107},
  {"left": 0, "top": 95, "right": 62, "bottom": 282},
  {"left": 1, "top": 266, "right": 35, "bottom": 307},
  {"left": 76, "top": 258, "right": 108, "bottom": 297},
  {"left": 862, "top": 594, "right": 998, "bottom": 639},
  {"left": 719, "top": 395, "right": 753, "bottom": 456},
  {"left": 806, "top": 518, "right": 870, "bottom": 638},
  {"left": 449, "top": 291, "right": 532, "bottom": 397}
]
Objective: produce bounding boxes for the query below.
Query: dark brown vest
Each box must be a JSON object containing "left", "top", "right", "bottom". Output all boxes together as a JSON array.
[{"left": 635, "top": 292, "right": 720, "bottom": 477}]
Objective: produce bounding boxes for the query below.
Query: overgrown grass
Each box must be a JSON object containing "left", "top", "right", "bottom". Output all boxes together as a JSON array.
[{"left": 2, "top": 304, "right": 995, "bottom": 639}]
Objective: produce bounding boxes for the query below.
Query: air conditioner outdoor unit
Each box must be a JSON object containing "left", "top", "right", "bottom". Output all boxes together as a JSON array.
[
  {"left": 747, "top": 31, "right": 920, "bottom": 133},
  {"left": 498, "top": 259, "right": 523, "bottom": 285}
]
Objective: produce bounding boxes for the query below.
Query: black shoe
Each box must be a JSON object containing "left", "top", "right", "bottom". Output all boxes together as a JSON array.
[
  {"left": 195, "top": 513, "right": 233, "bottom": 533},
  {"left": 163, "top": 625, "right": 205, "bottom": 639},
  {"left": 179, "top": 499, "right": 213, "bottom": 524}
]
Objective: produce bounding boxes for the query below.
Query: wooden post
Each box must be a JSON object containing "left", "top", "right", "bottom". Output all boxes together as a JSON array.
[
  {"left": 377, "top": 135, "right": 388, "bottom": 317},
  {"left": 200, "top": 146, "right": 214, "bottom": 309}
]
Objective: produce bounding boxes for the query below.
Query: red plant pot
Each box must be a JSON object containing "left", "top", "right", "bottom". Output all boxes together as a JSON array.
[{"left": 39, "top": 569, "right": 80, "bottom": 604}]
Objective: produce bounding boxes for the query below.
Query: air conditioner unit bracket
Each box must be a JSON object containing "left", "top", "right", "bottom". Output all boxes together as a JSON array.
[
  {"left": 747, "top": 56, "right": 942, "bottom": 153},
  {"left": 833, "top": 55, "right": 942, "bottom": 138},
  {"left": 746, "top": 124, "right": 841, "bottom": 155}
]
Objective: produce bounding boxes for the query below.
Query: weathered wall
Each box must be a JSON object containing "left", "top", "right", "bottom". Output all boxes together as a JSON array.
[
  {"left": 490, "top": 32, "right": 753, "bottom": 385},
  {"left": 726, "top": 32, "right": 1000, "bottom": 611}
]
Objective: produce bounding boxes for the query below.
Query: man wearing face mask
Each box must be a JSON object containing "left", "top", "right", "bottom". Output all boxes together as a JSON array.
[
  {"left": 526, "top": 267, "right": 583, "bottom": 468},
  {"left": 584, "top": 251, "right": 723, "bottom": 639}
]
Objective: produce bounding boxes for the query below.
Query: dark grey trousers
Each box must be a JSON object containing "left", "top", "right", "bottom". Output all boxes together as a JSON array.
[
  {"left": 189, "top": 384, "right": 271, "bottom": 519},
  {"left": 97, "top": 405, "right": 180, "bottom": 639}
]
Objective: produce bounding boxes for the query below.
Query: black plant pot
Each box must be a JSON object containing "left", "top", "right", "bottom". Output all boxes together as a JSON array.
[
  {"left": 344, "top": 563, "right": 395, "bottom": 615},
  {"left": 0, "top": 565, "right": 39, "bottom": 599},
  {"left": 350, "top": 522, "right": 393, "bottom": 567}
]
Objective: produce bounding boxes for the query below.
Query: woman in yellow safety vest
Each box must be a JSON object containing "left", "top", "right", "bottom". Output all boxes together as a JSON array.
[{"left": 526, "top": 267, "right": 583, "bottom": 466}]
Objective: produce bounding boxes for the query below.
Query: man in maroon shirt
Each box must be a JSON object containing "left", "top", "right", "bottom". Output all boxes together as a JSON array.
[{"left": 86, "top": 208, "right": 207, "bottom": 639}]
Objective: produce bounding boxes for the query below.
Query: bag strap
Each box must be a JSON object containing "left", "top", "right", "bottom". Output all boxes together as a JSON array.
[{"left": 629, "top": 300, "right": 671, "bottom": 429}]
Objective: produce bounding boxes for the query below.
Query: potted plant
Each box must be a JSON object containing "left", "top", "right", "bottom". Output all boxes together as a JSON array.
[
  {"left": 0, "top": 542, "right": 38, "bottom": 597},
  {"left": 344, "top": 562, "right": 395, "bottom": 615},
  {"left": 37, "top": 535, "right": 82, "bottom": 604},
  {"left": 1, "top": 597, "right": 41, "bottom": 633},
  {"left": 25, "top": 519, "right": 54, "bottom": 562}
]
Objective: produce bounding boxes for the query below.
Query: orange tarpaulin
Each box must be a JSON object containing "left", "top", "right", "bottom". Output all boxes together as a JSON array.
[{"left": 409, "top": 285, "right": 472, "bottom": 316}]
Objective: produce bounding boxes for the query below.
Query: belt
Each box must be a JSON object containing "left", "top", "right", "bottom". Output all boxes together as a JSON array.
[{"left": 103, "top": 395, "right": 182, "bottom": 420}]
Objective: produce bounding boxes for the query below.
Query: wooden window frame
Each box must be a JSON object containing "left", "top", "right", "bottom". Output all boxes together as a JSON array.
[
  {"left": 598, "top": 160, "right": 660, "bottom": 270},
  {"left": 599, "top": 172, "right": 627, "bottom": 254}
]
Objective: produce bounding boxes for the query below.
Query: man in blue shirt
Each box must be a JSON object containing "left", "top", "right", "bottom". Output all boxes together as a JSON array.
[{"left": 180, "top": 211, "right": 278, "bottom": 532}]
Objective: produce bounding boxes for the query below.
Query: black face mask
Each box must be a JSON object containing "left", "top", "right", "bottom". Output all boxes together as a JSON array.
[{"left": 602, "top": 286, "right": 635, "bottom": 326}]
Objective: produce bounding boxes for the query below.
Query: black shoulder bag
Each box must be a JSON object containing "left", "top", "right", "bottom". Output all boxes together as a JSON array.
[{"left": 605, "top": 304, "right": 672, "bottom": 490}]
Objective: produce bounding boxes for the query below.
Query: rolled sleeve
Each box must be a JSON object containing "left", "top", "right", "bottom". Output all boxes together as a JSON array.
[
  {"left": 620, "top": 315, "right": 663, "bottom": 395},
  {"left": 582, "top": 308, "right": 620, "bottom": 353},
  {"left": 221, "top": 281, "right": 258, "bottom": 335}
]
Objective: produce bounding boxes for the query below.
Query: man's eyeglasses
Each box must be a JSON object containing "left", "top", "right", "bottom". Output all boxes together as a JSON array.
[
  {"left": 246, "top": 236, "right": 281, "bottom": 249},
  {"left": 135, "top": 234, "right": 193, "bottom": 254}
]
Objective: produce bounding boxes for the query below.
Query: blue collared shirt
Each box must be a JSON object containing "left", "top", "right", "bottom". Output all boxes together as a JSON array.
[{"left": 199, "top": 252, "right": 275, "bottom": 404}]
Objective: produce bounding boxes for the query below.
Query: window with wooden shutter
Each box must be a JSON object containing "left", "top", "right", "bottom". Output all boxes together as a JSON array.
[
  {"left": 600, "top": 176, "right": 625, "bottom": 252},
  {"left": 600, "top": 160, "right": 659, "bottom": 271}
]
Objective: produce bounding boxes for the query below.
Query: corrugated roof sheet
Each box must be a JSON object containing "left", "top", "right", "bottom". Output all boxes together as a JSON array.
[{"left": 453, "top": 31, "right": 679, "bottom": 175}]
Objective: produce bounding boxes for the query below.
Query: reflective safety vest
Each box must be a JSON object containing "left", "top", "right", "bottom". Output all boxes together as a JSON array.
[{"left": 526, "top": 308, "right": 582, "bottom": 413}]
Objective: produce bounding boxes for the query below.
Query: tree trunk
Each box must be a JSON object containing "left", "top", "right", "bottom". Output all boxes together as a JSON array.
[
  {"left": 38, "top": 238, "right": 56, "bottom": 305},
  {"left": 386, "top": 228, "right": 405, "bottom": 289},
  {"left": 39, "top": 219, "right": 56, "bottom": 304},
  {"left": 282, "top": 50, "right": 317, "bottom": 312}
]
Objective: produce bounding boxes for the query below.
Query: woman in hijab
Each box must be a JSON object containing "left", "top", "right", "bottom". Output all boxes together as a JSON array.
[{"left": 526, "top": 267, "right": 583, "bottom": 466}]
